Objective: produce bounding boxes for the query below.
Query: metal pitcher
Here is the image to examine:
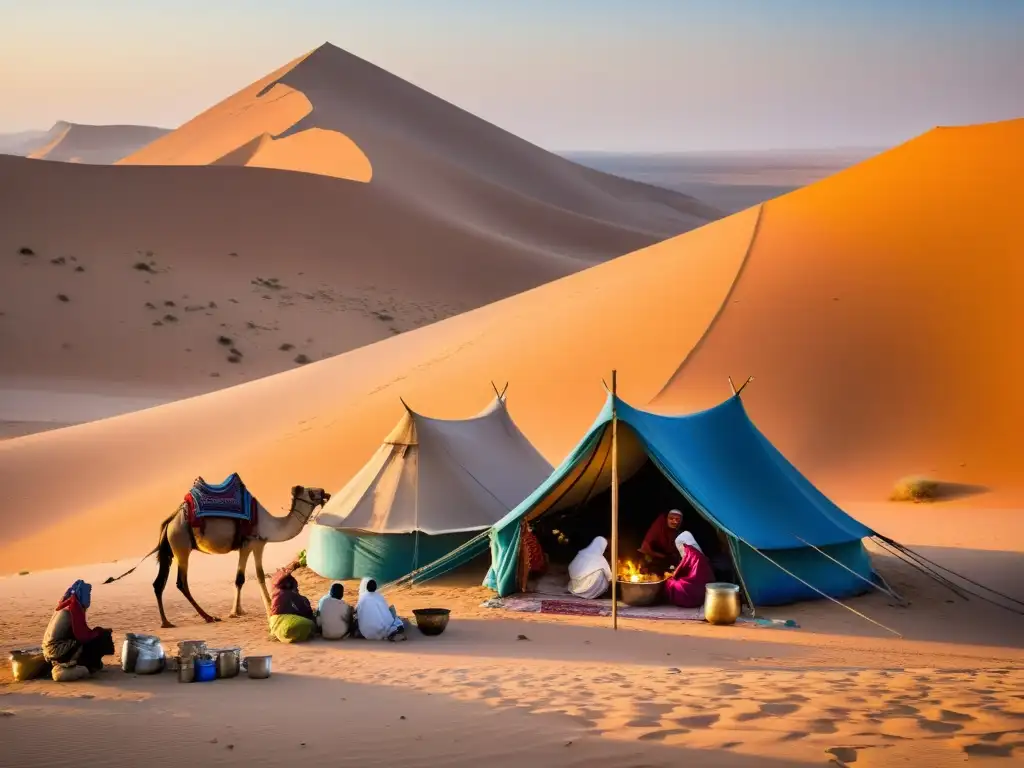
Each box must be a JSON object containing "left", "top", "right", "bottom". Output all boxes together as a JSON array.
[
  {"left": 214, "top": 648, "right": 241, "bottom": 679},
  {"left": 176, "top": 656, "right": 195, "bottom": 683}
]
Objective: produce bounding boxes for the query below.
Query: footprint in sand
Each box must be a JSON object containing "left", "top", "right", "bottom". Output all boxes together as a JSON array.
[
  {"left": 963, "top": 743, "right": 1015, "bottom": 758},
  {"left": 738, "top": 701, "right": 801, "bottom": 721},
  {"left": 939, "top": 709, "right": 975, "bottom": 723},
  {"left": 825, "top": 746, "right": 859, "bottom": 763},
  {"left": 638, "top": 728, "right": 690, "bottom": 742},
  {"left": 674, "top": 714, "right": 719, "bottom": 728},
  {"left": 809, "top": 718, "right": 839, "bottom": 734},
  {"left": 917, "top": 718, "right": 963, "bottom": 734}
]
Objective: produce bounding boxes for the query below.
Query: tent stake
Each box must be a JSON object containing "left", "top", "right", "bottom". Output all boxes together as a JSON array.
[{"left": 610, "top": 369, "right": 620, "bottom": 631}]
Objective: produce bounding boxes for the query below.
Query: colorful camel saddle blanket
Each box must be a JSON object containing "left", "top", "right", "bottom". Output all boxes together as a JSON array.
[{"left": 183, "top": 474, "right": 258, "bottom": 536}]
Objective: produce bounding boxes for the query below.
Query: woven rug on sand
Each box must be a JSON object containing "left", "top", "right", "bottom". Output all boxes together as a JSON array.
[{"left": 493, "top": 595, "right": 796, "bottom": 628}]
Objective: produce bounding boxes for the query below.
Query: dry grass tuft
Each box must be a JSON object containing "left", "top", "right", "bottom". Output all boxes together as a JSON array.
[{"left": 890, "top": 476, "right": 941, "bottom": 503}]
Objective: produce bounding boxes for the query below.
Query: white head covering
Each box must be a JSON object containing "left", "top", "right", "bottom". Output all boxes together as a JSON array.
[
  {"left": 568, "top": 536, "right": 613, "bottom": 581},
  {"left": 674, "top": 530, "right": 703, "bottom": 556},
  {"left": 356, "top": 577, "right": 401, "bottom": 640}
]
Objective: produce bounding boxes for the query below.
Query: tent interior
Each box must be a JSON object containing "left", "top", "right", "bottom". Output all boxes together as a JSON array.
[{"left": 524, "top": 422, "right": 740, "bottom": 590}]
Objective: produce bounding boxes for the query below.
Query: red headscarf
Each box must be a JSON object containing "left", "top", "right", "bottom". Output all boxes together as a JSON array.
[{"left": 639, "top": 512, "right": 682, "bottom": 561}]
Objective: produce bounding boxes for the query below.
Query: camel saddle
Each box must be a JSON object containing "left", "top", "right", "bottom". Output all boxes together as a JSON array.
[{"left": 184, "top": 473, "right": 258, "bottom": 543}]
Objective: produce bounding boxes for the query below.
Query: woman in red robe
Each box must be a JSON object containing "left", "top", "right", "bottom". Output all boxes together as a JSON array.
[{"left": 638, "top": 509, "right": 684, "bottom": 572}]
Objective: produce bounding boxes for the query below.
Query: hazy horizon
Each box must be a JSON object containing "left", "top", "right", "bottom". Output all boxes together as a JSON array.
[{"left": 2, "top": 1, "right": 1022, "bottom": 152}]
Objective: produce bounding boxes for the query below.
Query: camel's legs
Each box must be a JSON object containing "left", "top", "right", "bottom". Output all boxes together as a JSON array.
[
  {"left": 230, "top": 543, "right": 252, "bottom": 617},
  {"left": 153, "top": 526, "right": 175, "bottom": 628},
  {"left": 168, "top": 524, "right": 220, "bottom": 623},
  {"left": 252, "top": 541, "right": 273, "bottom": 617}
]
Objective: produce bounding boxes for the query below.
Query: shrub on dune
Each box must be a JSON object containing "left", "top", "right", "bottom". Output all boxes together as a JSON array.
[{"left": 890, "top": 476, "right": 940, "bottom": 502}]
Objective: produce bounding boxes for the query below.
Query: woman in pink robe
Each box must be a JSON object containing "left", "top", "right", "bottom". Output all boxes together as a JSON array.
[{"left": 664, "top": 531, "right": 716, "bottom": 608}]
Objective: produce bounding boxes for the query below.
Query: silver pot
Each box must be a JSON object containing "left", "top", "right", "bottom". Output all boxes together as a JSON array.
[
  {"left": 134, "top": 653, "right": 164, "bottom": 675},
  {"left": 243, "top": 655, "right": 271, "bottom": 679},
  {"left": 214, "top": 648, "right": 241, "bottom": 679}
]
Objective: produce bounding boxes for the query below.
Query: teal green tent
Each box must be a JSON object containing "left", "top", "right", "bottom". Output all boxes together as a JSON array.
[{"left": 394, "top": 392, "right": 880, "bottom": 608}]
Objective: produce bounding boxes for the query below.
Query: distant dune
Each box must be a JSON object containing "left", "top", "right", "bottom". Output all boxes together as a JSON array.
[
  {"left": 0, "top": 43, "right": 718, "bottom": 416},
  {"left": 25, "top": 121, "right": 170, "bottom": 164},
  {"left": 121, "top": 42, "right": 718, "bottom": 233},
  {"left": 0, "top": 128, "right": 51, "bottom": 156},
  {"left": 0, "top": 118, "right": 1019, "bottom": 573},
  {"left": 566, "top": 147, "right": 886, "bottom": 213}
]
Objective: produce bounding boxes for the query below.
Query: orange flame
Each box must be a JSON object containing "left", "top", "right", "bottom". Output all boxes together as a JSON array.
[{"left": 618, "top": 559, "right": 660, "bottom": 583}]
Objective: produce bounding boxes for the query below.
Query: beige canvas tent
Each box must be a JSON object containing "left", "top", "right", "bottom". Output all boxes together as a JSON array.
[{"left": 307, "top": 387, "right": 553, "bottom": 581}]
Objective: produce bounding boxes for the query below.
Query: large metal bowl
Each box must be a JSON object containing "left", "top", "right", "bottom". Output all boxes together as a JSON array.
[
  {"left": 412, "top": 608, "right": 450, "bottom": 636},
  {"left": 617, "top": 578, "right": 665, "bottom": 607}
]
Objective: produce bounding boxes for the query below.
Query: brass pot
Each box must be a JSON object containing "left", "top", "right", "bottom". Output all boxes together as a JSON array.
[
  {"left": 704, "top": 582, "right": 741, "bottom": 625},
  {"left": 617, "top": 578, "right": 664, "bottom": 607}
]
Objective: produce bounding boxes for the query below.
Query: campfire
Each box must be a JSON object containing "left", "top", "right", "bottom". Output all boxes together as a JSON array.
[{"left": 618, "top": 559, "right": 662, "bottom": 584}]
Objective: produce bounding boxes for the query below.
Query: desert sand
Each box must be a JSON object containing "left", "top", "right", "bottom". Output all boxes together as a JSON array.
[
  {"left": 24, "top": 121, "right": 170, "bottom": 164},
  {"left": 0, "top": 43, "right": 718, "bottom": 429},
  {"left": 1, "top": 529, "right": 1022, "bottom": 767},
  {"left": 1, "top": 45, "right": 1021, "bottom": 767},
  {"left": 655, "top": 118, "right": 1024, "bottom": 506},
  {"left": 1, "top": 118, "right": 1021, "bottom": 572}
]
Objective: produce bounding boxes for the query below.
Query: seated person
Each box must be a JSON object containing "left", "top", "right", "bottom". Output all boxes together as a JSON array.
[
  {"left": 567, "top": 535, "right": 612, "bottom": 599},
  {"left": 356, "top": 578, "right": 406, "bottom": 642},
  {"left": 268, "top": 569, "right": 317, "bottom": 643},
  {"left": 638, "top": 508, "right": 684, "bottom": 572},
  {"left": 665, "top": 531, "right": 716, "bottom": 608},
  {"left": 317, "top": 582, "right": 353, "bottom": 640},
  {"left": 523, "top": 524, "right": 548, "bottom": 578},
  {"left": 42, "top": 579, "right": 114, "bottom": 677}
]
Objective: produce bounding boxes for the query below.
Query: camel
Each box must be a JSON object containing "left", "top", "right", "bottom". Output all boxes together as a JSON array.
[{"left": 105, "top": 484, "right": 330, "bottom": 627}]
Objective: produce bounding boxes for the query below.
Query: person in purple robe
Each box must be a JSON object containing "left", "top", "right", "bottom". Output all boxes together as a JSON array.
[{"left": 664, "top": 531, "right": 716, "bottom": 608}]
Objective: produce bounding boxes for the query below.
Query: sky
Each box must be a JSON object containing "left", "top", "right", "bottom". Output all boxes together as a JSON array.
[{"left": 1, "top": 0, "right": 1022, "bottom": 152}]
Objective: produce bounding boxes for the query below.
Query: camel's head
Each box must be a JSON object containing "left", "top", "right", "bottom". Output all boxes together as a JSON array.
[{"left": 289, "top": 485, "right": 332, "bottom": 521}]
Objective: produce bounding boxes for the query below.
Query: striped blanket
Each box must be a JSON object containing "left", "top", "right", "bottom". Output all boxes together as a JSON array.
[{"left": 184, "top": 474, "right": 258, "bottom": 538}]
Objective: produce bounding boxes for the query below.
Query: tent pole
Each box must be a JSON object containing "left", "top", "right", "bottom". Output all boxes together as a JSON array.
[{"left": 610, "top": 369, "right": 619, "bottom": 631}]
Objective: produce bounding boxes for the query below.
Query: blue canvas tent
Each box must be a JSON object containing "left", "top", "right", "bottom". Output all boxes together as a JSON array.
[{"left": 396, "top": 392, "right": 881, "bottom": 609}]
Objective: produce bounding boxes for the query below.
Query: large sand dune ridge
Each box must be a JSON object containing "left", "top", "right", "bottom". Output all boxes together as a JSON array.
[
  {"left": 656, "top": 118, "right": 1024, "bottom": 502},
  {"left": 2, "top": 120, "right": 1021, "bottom": 574}
]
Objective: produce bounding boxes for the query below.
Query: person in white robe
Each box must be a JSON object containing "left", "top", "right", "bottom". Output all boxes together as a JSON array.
[
  {"left": 567, "top": 536, "right": 613, "bottom": 599},
  {"left": 355, "top": 578, "right": 406, "bottom": 641}
]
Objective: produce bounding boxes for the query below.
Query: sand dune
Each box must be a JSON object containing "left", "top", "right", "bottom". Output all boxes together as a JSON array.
[
  {"left": 0, "top": 43, "right": 717, "bottom": 412},
  {"left": 0, "top": 127, "right": 51, "bottom": 156},
  {"left": 121, "top": 42, "right": 718, "bottom": 234},
  {"left": 654, "top": 118, "right": 1024, "bottom": 505},
  {"left": 22, "top": 121, "right": 169, "bottom": 164},
  {"left": 1, "top": 119, "right": 1021, "bottom": 575}
]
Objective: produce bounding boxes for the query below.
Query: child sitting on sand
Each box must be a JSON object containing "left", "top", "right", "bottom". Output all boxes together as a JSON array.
[{"left": 317, "top": 582, "right": 353, "bottom": 640}]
